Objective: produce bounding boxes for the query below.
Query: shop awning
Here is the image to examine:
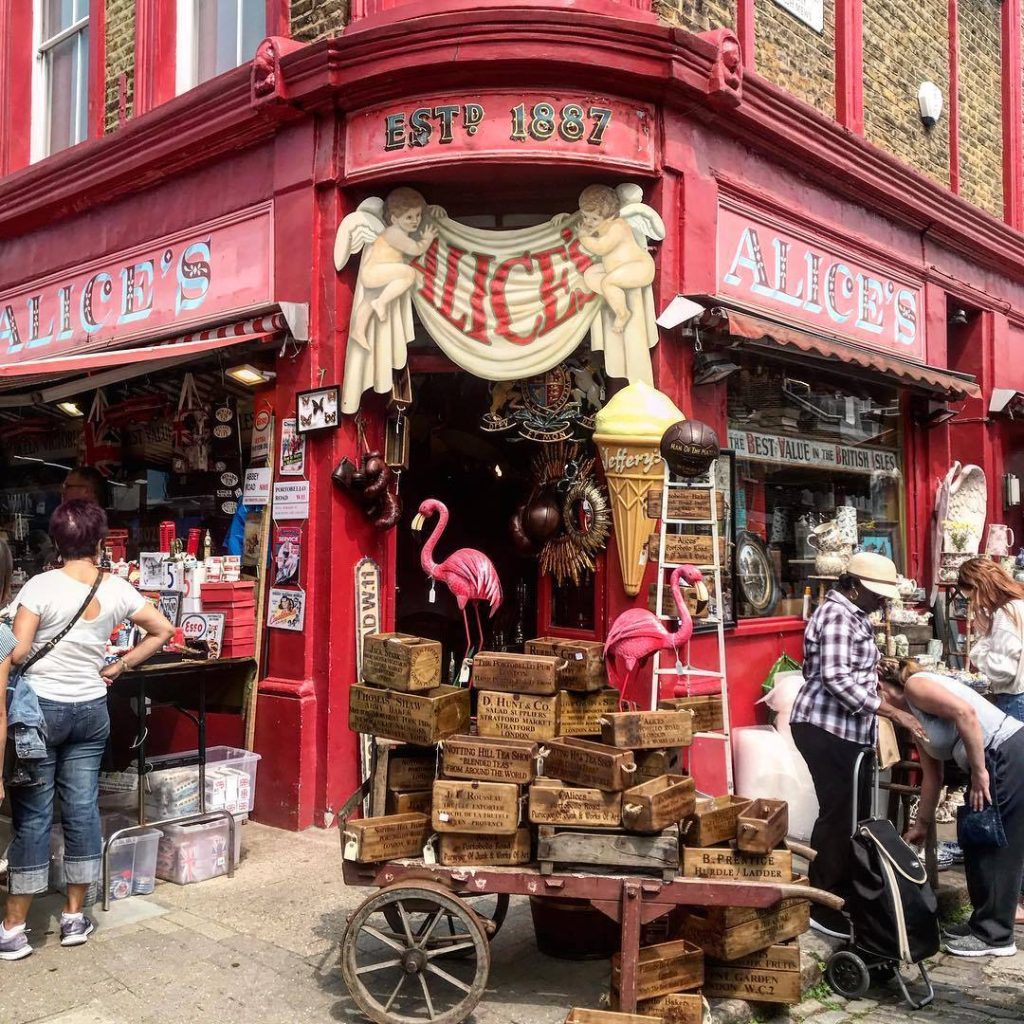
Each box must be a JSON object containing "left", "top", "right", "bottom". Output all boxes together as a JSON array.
[{"left": 698, "top": 301, "right": 981, "bottom": 400}]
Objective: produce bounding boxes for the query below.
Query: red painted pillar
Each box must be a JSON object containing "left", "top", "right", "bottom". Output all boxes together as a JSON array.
[
  {"left": 87, "top": 0, "right": 106, "bottom": 139},
  {"left": 1002, "top": 0, "right": 1024, "bottom": 230},
  {"left": 0, "top": 1, "right": 32, "bottom": 174},
  {"left": 736, "top": 0, "right": 756, "bottom": 71},
  {"left": 135, "top": 0, "right": 177, "bottom": 118},
  {"left": 835, "top": 0, "right": 864, "bottom": 135}
]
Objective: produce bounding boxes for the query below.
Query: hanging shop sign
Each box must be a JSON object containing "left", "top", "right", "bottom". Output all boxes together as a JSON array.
[
  {"left": 717, "top": 202, "right": 925, "bottom": 361},
  {"left": 242, "top": 466, "right": 273, "bottom": 506},
  {"left": 354, "top": 557, "right": 382, "bottom": 680},
  {"left": 345, "top": 92, "right": 657, "bottom": 179},
  {"left": 728, "top": 428, "right": 900, "bottom": 475},
  {"left": 273, "top": 480, "right": 310, "bottom": 519},
  {"left": 335, "top": 183, "right": 664, "bottom": 414},
  {"left": 0, "top": 205, "right": 272, "bottom": 363}
]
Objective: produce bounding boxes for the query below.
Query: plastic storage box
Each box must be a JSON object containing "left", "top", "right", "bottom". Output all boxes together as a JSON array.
[
  {"left": 50, "top": 820, "right": 161, "bottom": 903},
  {"left": 156, "top": 815, "right": 243, "bottom": 885}
]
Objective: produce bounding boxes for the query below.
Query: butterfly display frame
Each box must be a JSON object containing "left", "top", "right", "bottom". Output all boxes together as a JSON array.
[{"left": 295, "top": 385, "right": 341, "bottom": 435}]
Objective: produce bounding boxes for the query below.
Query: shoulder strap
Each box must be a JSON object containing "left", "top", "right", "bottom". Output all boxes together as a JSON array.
[{"left": 21, "top": 571, "right": 103, "bottom": 675}]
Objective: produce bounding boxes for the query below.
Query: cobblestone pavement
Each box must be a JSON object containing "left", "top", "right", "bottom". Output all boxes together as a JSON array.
[{"left": 1, "top": 822, "right": 1020, "bottom": 1024}]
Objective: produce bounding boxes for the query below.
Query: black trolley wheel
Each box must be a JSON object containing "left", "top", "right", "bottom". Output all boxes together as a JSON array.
[{"left": 826, "top": 950, "right": 872, "bottom": 999}]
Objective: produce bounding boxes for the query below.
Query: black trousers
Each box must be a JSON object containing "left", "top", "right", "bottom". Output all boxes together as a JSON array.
[
  {"left": 791, "top": 722, "right": 872, "bottom": 911},
  {"left": 964, "top": 729, "right": 1024, "bottom": 947}
]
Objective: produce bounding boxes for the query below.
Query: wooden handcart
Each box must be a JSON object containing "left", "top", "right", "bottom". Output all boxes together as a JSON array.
[{"left": 339, "top": 849, "right": 841, "bottom": 1024}]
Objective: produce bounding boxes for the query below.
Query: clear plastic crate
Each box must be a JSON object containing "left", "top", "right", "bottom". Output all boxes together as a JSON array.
[
  {"left": 50, "top": 821, "right": 161, "bottom": 903},
  {"left": 157, "top": 815, "right": 243, "bottom": 885}
]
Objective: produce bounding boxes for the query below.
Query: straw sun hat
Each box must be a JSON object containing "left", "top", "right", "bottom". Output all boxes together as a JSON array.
[{"left": 846, "top": 551, "right": 900, "bottom": 600}]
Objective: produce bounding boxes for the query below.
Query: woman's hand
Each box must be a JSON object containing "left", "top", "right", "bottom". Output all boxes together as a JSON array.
[
  {"left": 99, "top": 659, "right": 127, "bottom": 685},
  {"left": 969, "top": 768, "right": 992, "bottom": 811},
  {"left": 903, "top": 822, "right": 929, "bottom": 848},
  {"left": 893, "top": 710, "right": 927, "bottom": 743}
]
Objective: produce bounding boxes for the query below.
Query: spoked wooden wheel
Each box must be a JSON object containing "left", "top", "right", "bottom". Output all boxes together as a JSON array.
[
  {"left": 383, "top": 892, "right": 509, "bottom": 953},
  {"left": 342, "top": 881, "right": 491, "bottom": 1024}
]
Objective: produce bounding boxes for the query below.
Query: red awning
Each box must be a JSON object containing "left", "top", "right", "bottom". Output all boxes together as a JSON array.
[{"left": 701, "top": 303, "right": 981, "bottom": 400}]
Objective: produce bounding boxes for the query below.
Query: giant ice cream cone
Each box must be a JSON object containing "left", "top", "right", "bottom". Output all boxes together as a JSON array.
[{"left": 594, "top": 382, "right": 685, "bottom": 597}]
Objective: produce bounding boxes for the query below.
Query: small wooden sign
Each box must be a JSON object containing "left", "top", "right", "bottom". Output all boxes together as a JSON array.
[
  {"left": 621, "top": 774, "right": 696, "bottom": 833},
  {"left": 632, "top": 748, "right": 683, "bottom": 784},
  {"left": 680, "top": 794, "right": 752, "bottom": 847},
  {"left": 646, "top": 488, "right": 713, "bottom": 520},
  {"left": 431, "top": 779, "right": 521, "bottom": 835},
  {"left": 600, "top": 710, "right": 693, "bottom": 750},
  {"left": 540, "top": 737, "right": 636, "bottom": 792},
  {"left": 737, "top": 798, "right": 789, "bottom": 855},
  {"left": 438, "top": 828, "right": 532, "bottom": 867},
  {"left": 349, "top": 684, "right": 471, "bottom": 746},
  {"left": 558, "top": 689, "right": 620, "bottom": 736},
  {"left": 476, "top": 690, "right": 560, "bottom": 741},
  {"left": 676, "top": 899, "right": 810, "bottom": 961},
  {"left": 361, "top": 632, "right": 442, "bottom": 691},
  {"left": 611, "top": 939, "right": 704, "bottom": 1000},
  {"left": 442, "top": 734, "right": 537, "bottom": 785},
  {"left": 342, "top": 812, "right": 430, "bottom": 863},
  {"left": 608, "top": 993, "right": 703, "bottom": 1024},
  {"left": 528, "top": 779, "right": 622, "bottom": 827},
  {"left": 386, "top": 789, "right": 432, "bottom": 815},
  {"left": 471, "top": 652, "right": 563, "bottom": 695},
  {"left": 658, "top": 695, "right": 724, "bottom": 733},
  {"left": 649, "top": 533, "right": 724, "bottom": 565},
  {"left": 681, "top": 847, "right": 793, "bottom": 883},
  {"left": 703, "top": 942, "right": 802, "bottom": 1004}
]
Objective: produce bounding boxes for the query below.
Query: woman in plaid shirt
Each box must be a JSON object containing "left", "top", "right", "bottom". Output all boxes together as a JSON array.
[{"left": 791, "top": 551, "right": 920, "bottom": 936}]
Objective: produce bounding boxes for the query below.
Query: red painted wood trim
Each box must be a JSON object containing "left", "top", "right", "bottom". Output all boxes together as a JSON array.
[
  {"left": 267, "top": 0, "right": 291, "bottom": 37},
  {"left": 947, "top": 0, "right": 960, "bottom": 194},
  {"left": 88, "top": 0, "right": 105, "bottom": 139},
  {"left": 135, "top": 0, "right": 177, "bottom": 117},
  {"left": 736, "top": 0, "right": 755, "bottom": 72},
  {"left": 0, "top": 0, "right": 32, "bottom": 174},
  {"left": 835, "top": 0, "right": 863, "bottom": 134},
  {"left": 1002, "top": 0, "right": 1024, "bottom": 229}
]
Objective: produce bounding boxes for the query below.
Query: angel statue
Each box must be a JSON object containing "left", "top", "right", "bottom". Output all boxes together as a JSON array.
[
  {"left": 334, "top": 188, "right": 439, "bottom": 415},
  {"left": 575, "top": 183, "right": 665, "bottom": 387}
]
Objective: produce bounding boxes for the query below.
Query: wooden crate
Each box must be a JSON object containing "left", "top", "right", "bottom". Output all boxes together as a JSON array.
[
  {"left": 438, "top": 828, "right": 532, "bottom": 867},
  {"left": 386, "top": 751, "right": 437, "bottom": 792},
  {"left": 540, "top": 737, "right": 637, "bottom": 792},
  {"left": 349, "top": 685, "right": 470, "bottom": 745},
  {"left": 361, "top": 632, "right": 442, "bottom": 691},
  {"left": 680, "top": 794, "right": 752, "bottom": 847},
  {"left": 649, "top": 533, "right": 725, "bottom": 565},
  {"left": 633, "top": 748, "right": 683, "bottom": 784},
  {"left": 611, "top": 939, "right": 704, "bottom": 999},
  {"left": 538, "top": 825, "right": 680, "bottom": 882},
  {"left": 681, "top": 847, "right": 793, "bottom": 883},
  {"left": 527, "top": 638, "right": 607, "bottom": 692},
  {"left": 675, "top": 898, "right": 810, "bottom": 961},
  {"left": 476, "top": 690, "right": 560, "bottom": 741},
  {"left": 737, "top": 798, "right": 789, "bottom": 855},
  {"left": 559, "top": 689, "right": 620, "bottom": 736},
  {"left": 600, "top": 710, "right": 693, "bottom": 750},
  {"left": 646, "top": 488, "right": 713, "bottom": 521},
  {"left": 386, "top": 789, "right": 432, "bottom": 815},
  {"left": 704, "top": 943, "right": 802, "bottom": 1004},
  {"left": 342, "top": 813, "right": 430, "bottom": 863},
  {"left": 529, "top": 779, "right": 622, "bottom": 827},
  {"left": 621, "top": 774, "right": 696, "bottom": 833},
  {"left": 471, "top": 652, "right": 563, "bottom": 695},
  {"left": 431, "top": 779, "right": 521, "bottom": 835},
  {"left": 442, "top": 734, "right": 537, "bottom": 784},
  {"left": 658, "top": 695, "right": 724, "bottom": 734},
  {"left": 699, "top": 876, "right": 809, "bottom": 930},
  {"left": 565, "top": 1010, "right": 661, "bottom": 1024},
  {"left": 609, "top": 993, "right": 703, "bottom": 1024}
]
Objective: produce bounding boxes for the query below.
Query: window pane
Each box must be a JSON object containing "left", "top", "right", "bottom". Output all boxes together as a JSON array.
[
  {"left": 46, "top": 34, "right": 76, "bottom": 153},
  {"left": 44, "top": 0, "right": 75, "bottom": 37},
  {"left": 240, "top": 0, "right": 266, "bottom": 63},
  {"left": 76, "top": 27, "right": 89, "bottom": 143},
  {"left": 74, "top": 0, "right": 89, "bottom": 21}
]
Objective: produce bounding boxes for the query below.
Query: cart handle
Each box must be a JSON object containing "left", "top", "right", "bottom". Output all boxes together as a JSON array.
[{"left": 779, "top": 882, "right": 844, "bottom": 911}]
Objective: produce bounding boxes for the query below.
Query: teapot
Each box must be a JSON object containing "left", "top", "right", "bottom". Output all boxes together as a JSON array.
[{"left": 896, "top": 575, "right": 917, "bottom": 599}]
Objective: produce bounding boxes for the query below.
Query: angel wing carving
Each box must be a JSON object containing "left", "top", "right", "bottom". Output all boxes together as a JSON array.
[{"left": 333, "top": 198, "right": 386, "bottom": 272}]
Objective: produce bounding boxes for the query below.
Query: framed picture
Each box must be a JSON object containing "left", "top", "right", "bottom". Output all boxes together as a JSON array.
[
  {"left": 859, "top": 529, "right": 895, "bottom": 560},
  {"left": 296, "top": 386, "right": 340, "bottom": 434}
]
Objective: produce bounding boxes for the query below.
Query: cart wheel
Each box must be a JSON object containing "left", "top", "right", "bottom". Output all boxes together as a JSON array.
[
  {"left": 384, "top": 893, "right": 509, "bottom": 948},
  {"left": 826, "top": 950, "right": 871, "bottom": 999},
  {"left": 342, "top": 880, "right": 491, "bottom": 1024}
]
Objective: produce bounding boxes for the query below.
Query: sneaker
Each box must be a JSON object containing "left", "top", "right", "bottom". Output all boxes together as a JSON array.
[
  {"left": 942, "top": 920, "right": 971, "bottom": 938},
  {"left": 59, "top": 915, "right": 95, "bottom": 948},
  {"left": 939, "top": 840, "right": 965, "bottom": 865},
  {"left": 0, "top": 928, "right": 32, "bottom": 961},
  {"left": 809, "top": 909, "right": 850, "bottom": 939},
  {"left": 943, "top": 933, "right": 1017, "bottom": 957}
]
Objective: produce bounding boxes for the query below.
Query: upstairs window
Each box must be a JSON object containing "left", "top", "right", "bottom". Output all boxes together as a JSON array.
[
  {"left": 36, "top": 0, "right": 89, "bottom": 157},
  {"left": 177, "top": 0, "right": 266, "bottom": 92}
]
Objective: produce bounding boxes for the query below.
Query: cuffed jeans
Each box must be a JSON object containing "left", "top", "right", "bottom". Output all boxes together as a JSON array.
[{"left": 7, "top": 696, "right": 109, "bottom": 896}]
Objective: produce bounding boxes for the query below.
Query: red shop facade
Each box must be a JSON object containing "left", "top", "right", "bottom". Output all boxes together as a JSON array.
[{"left": 2, "top": 1, "right": 1024, "bottom": 830}]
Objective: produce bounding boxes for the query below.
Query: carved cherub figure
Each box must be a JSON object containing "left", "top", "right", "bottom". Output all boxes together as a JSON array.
[{"left": 577, "top": 184, "right": 658, "bottom": 334}]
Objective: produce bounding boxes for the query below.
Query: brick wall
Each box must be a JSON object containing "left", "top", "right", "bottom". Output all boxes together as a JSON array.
[
  {"left": 104, "top": 0, "right": 136, "bottom": 132},
  {"left": 956, "top": 2, "right": 1002, "bottom": 217},
  {"left": 754, "top": 0, "right": 834, "bottom": 117},
  {"left": 653, "top": 0, "right": 734, "bottom": 32},
  {"left": 291, "top": 0, "right": 351, "bottom": 41},
  {"left": 862, "top": 0, "right": 950, "bottom": 186}
]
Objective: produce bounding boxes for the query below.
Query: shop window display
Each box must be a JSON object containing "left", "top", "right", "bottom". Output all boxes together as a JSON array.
[{"left": 726, "top": 358, "right": 905, "bottom": 618}]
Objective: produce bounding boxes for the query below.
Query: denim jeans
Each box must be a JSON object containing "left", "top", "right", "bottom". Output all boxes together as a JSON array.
[
  {"left": 7, "top": 696, "right": 109, "bottom": 895},
  {"left": 992, "top": 691, "right": 1024, "bottom": 725}
]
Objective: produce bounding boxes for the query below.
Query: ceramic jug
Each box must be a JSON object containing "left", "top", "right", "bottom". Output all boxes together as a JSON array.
[
  {"left": 808, "top": 522, "right": 844, "bottom": 552},
  {"left": 985, "top": 524, "right": 1015, "bottom": 558},
  {"left": 835, "top": 505, "right": 858, "bottom": 545}
]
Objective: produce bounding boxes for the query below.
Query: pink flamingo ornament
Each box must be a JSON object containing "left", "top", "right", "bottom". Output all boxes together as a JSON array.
[
  {"left": 604, "top": 564, "right": 708, "bottom": 708},
  {"left": 411, "top": 498, "right": 503, "bottom": 654}
]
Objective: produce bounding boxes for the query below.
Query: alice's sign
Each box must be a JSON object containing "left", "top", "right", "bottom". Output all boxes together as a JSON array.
[
  {"left": 346, "top": 92, "right": 657, "bottom": 178},
  {"left": 0, "top": 206, "right": 272, "bottom": 364},
  {"left": 718, "top": 204, "right": 925, "bottom": 361},
  {"left": 728, "top": 428, "right": 900, "bottom": 476}
]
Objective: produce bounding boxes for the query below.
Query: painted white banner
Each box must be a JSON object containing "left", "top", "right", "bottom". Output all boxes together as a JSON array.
[{"left": 728, "top": 428, "right": 899, "bottom": 475}]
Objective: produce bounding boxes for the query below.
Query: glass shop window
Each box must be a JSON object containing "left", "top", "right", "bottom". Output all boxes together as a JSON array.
[
  {"left": 178, "top": 0, "right": 266, "bottom": 90},
  {"left": 726, "top": 357, "right": 905, "bottom": 619},
  {"left": 38, "top": 0, "right": 89, "bottom": 156}
]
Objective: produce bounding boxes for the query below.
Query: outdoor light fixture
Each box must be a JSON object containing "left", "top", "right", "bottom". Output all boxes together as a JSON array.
[
  {"left": 226, "top": 364, "right": 276, "bottom": 386},
  {"left": 920, "top": 399, "right": 959, "bottom": 426},
  {"left": 55, "top": 400, "right": 84, "bottom": 417},
  {"left": 657, "top": 296, "right": 706, "bottom": 330},
  {"left": 693, "top": 351, "right": 740, "bottom": 386},
  {"left": 1005, "top": 474, "right": 1021, "bottom": 509},
  {"left": 918, "top": 81, "right": 944, "bottom": 128},
  {"left": 948, "top": 307, "right": 969, "bottom": 326}
]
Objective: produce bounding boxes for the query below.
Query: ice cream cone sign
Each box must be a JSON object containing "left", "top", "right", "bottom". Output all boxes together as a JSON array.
[{"left": 594, "top": 382, "right": 685, "bottom": 597}]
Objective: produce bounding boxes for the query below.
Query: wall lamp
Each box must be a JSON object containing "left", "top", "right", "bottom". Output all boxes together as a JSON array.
[
  {"left": 693, "top": 351, "right": 740, "bottom": 386},
  {"left": 918, "top": 81, "right": 943, "bottom": 128},
  {"left": 918, "top": 399, "right": 959, "bottom": 426},
  {"left": 226, "top": 364, "right": 276, "bottom": 387}
]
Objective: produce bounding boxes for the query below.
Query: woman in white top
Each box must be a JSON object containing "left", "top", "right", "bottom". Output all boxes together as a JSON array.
[{"left": 0, "top": 500, "right": 174, "bottom": 961}]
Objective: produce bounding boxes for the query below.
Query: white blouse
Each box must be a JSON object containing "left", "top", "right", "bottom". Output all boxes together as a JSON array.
[{"left": 969, "top": 598, "right": 1024, "bottom": 694}]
